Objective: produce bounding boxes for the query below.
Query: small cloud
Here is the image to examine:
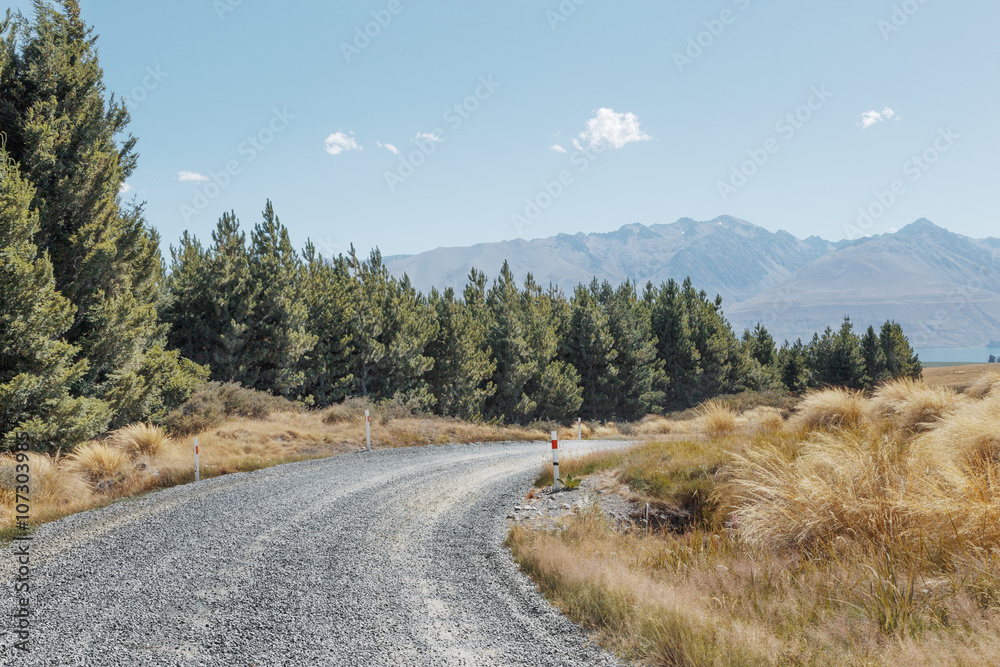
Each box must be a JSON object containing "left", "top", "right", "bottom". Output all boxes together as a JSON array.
[
  {"left": 119, "top": 182, "right": 133, "bottom": 194},
  {"left": 178, "top": 171, "right": 209, "bottom": 182},
  {"left": 324, "top": 131, "right": 361, "bottom": 155},
  {"left": 550, "top": 144, "right": 568, "bottom": 154},
  {"left": 377, "top": 141, "right": 400, "bottom": 155},
  {"left": 414, "top": 131, "right": 443, "bottom": 143},
  {"left": 860, "top": 107, "right": 898, "bottom": 129},
  {"left": 576, "top": 108, "right": 652, "bottom": 149}
]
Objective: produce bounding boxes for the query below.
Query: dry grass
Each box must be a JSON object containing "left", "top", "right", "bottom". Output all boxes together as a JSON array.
[
  {"left": 511, "top": 384, "right": 1000, "bottom": 666},
  {"left": 788, "top": 387, "right": 867, "bottom": 431},
  {"left": 0, "top": 405, "right": 552, "bottom": 536},
  {"left": 964, "top": 371, "right": 1000, "bottom": 400},
  {"left": 696, "top": 399, "right": 738, "bottom": 438},
  {"left": 869, "top": 377, "right": 967, "bottom": 432}
]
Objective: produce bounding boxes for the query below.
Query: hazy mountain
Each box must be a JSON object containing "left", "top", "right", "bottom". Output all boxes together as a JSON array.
[
  {"left": 385, "top": 216, "right": 1000, "bottom": 349},
  {"left": 386, "top": 216, "right": 832, "bottom": 304},
  {"left": 727, "top": 220, "right": 1000, "bottom": 348}
]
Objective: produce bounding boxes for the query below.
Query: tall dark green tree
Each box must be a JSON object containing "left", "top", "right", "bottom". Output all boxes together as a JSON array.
[
  {"left": 425, "top": 286, "right": 495, "bottom": 420},
  {"left": 562, "top": 283, "right": 617, "bottom": 419},
  {"left": 880, "top": 320, "right": 921, "bottom": 380},
  {"left": 0, "top": 146, "right": 109, "bottom": 449},
  {"left": 244, "top": 201, "right": 316, "bottom": 397},
  {"left": 299, "top": 242, "right": 354, "bottom": 405},
  {"left": 861, "top": 325, "right": 888, "bottom": 388},
  {"left": 776, "top": 339, "right": 810, "bottom": 393},
  {"left": 649, "top": 279, "right": 698, "bottom": 408},
  {"left": 600, "top": 281, "right": 664, "bottom": 419}
]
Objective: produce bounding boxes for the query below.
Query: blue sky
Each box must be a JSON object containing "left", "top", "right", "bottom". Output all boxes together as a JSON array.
[{"left": 7, "top": 0, "right": 998, "bottom": 258}]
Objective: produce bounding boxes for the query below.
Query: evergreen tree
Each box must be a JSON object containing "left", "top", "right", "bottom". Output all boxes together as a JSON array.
[
  {"left": 2, "top": 3, "right": 203, "bottom": 427},
  {"left": 562, "top": 283, "right": 617, "bottom": 419},
  {"left": 299, "top": 242, "right": 354, "bottom": 406},
  {"left": 777, "top": 339, "right": 810, "bottom": 393},
  {"left": 880, "top": 320, "right": 921, "bottom": 380},
  {"left": 483, "top": 262, "right": 533, "bottom": 420},
  {"left": 164, "top": 212, "right": 256, "bottom": 385},
  {"left": 425, "top": 286, "right": 495, "bottom": 420},
  {"left": 601, "top": 281, "right": 664, "bottom": 419},
  {"left": 520, "top": 275, "right": 582, "bottom": 421},
  {"left": 861, "top": 325, "right": 888, "bottom": 388},
  {"left": 378, "top": 273, "right": 437, "bottom": 405},
  {"left": 244, "top": 201, "right": 316, "bottom": 397},
  {"left": 650, "top": 279, "right": 697, "bottom": 408},
  {"left": 0, "top": 145, "right": 109, "bottom": 449},
  {"left": 347, "top": 245, "right": 388, "bottom": 398},
  {"left": 809, "top": 318, "right": 865, "bottom": 388}
]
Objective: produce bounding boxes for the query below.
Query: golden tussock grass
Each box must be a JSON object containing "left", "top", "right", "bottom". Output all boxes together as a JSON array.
[
  {"left": 512, "top": 384, "right": 1000, "bottom": 665},
  {"left": 964, "top": 371, "right": 1000, "bottom": 400},
  {"left": 788, "top": 387, "right": 868, "bottom": 431}
]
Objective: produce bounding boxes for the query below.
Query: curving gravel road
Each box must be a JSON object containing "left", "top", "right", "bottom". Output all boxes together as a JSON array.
[{"left": 2, "top": 441, "right": 632, "bottom": 666}]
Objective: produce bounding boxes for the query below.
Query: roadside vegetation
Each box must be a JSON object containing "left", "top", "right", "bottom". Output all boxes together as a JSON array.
[
  {"left": 0, "top": 382, "right": 548, "bottom": 536},
  {"left": 509, "top": 372, "right": 1000, "bottom": 666}
]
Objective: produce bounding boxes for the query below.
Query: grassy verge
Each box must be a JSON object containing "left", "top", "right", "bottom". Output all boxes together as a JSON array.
[
  {"left": 0, "top": 386, "right": 549, "bottom": 536},
  {"left": 510, "top": 377, "right": 1000, "bottom": 666}
]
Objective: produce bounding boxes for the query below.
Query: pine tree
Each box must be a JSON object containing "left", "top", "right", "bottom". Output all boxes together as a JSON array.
[
  {"left": 244, "top": 201, "right": 316, "bottom": 397},
  {"left": 425, "top": 286, "right": 495, "bottom": 420},
  {"left": 777, "top": 339, "right": 810, "bottom": 393},
  {"left": 299, "top": 242, "right": 355, "bottom": 406},
  {"left": 520, "top": 275, "right": 582, "bottom": 422},
  {"left": 347, "top": 245, "right": 388, "bottom": 398},
  {"left": 2, "top": 3, "right": 204, "bottom": 426},
  {"left": 562, "top": 283, "right": 617, "bottom": 419},
  {"left": 0, "top": 145, "right": 109, "bottom": 450},
  {"left": 601, "top": 281, "right": 664, "bottom": 419},
  {"left": 861, "top": 325, "right": 888, "bottom": 388},
  {"left": 650, "top": 279, "right": 697, "bottom": 408},
  {"left": 880, "top": 320, "right": 921, "bottom": 380},
  {"left": 164, "top": 212, "right": 255, "bottom": 385},
  {"left": 483, "top": 262, "right": 533, "bottom": 420}
]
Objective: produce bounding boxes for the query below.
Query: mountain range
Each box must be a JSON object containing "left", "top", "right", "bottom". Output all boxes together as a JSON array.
[{"left": 384, "top": 216, "right": 1000, "bottom": 349}]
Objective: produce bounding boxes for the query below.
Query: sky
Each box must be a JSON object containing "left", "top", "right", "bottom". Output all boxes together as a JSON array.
[{"left": 6, "top": 0, "right": 998, "bottom": 260}]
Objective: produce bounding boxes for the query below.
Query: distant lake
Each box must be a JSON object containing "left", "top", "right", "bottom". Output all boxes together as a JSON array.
[{"left": 916, "top": 347, "right": 1000, "bottom": 363}]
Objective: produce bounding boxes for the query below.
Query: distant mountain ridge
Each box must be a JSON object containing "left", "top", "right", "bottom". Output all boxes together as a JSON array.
[{"left": 383, "top": 216, "right": 1000, "bottom": 348}]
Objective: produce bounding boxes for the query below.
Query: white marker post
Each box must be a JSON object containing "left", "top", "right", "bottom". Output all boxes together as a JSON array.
[
  {"left": 365, "top": 410, "right": 371, "bottom": 452},
  {"left": 551, "top": 430, "right": 561, "bottom": 490},
  {"left": 577, "top": 418, "right": 582, "bottom": 440},
  {"left": 193, "top": 437, "right": 200, "bottom": 482}
]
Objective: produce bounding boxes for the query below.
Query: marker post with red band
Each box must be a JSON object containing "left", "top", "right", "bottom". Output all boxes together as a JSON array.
[
  {"left": 551, "top": 430, "right": 561, "bottom": 490},
  {"left": 193, "top": 437, "right": 201, "bottom": 482},
  {"left": 365, "top": 410, "right": 371, "bottom": 452}
]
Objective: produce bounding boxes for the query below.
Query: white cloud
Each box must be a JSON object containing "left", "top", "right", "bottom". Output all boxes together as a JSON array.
[
  {"left": 178, "top": 171, "right": 209, "bottom": 182},
  {"left": 576, "top": 108, "right": 652, "bottom": 149},
  {"left": 414, "top": 131, "right": 444, "bottom": 143},
  {"left": 324, "top": 131, "right": 361, "bottom": 155},
  {"left": 119, "top": 182, "right": 133, "bottom": 194},
  {"left": 860, "top": 107, "right": 898, "bottom": 129},
  {"left": 550, "top": 144, "right": 568, "bottom": 154},
  {"left": 377, "top": 141, "right": 400, "bottom": 155}
]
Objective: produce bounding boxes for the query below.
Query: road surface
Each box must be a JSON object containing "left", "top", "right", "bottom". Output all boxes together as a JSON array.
[{"left": 2, "top": 441, "right": 631, "bottom": 666}]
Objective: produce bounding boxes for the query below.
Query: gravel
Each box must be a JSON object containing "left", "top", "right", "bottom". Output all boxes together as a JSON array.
[{"left": 1, "top": 440, "right": 634, "bottom": 666}]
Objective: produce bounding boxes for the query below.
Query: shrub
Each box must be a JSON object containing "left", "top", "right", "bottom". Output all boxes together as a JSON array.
[
  {"left": 322, "top": 397, "right": 378, "bottom": 425},
  {"left": 165, "top": 382, "right": 299, "bottom": 435}
]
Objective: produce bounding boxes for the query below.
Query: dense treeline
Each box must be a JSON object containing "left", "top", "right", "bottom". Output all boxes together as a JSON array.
[
  {"left": 162, "top": 202, "right": 922, "bottom": 423},
  {"left": 0, "top": 2, "right": 921, "bottom": 451}
]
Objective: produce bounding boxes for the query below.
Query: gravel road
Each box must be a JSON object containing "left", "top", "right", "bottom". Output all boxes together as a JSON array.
[{"left": 2, "top": 441, "right": 632, "bottom": 666}]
